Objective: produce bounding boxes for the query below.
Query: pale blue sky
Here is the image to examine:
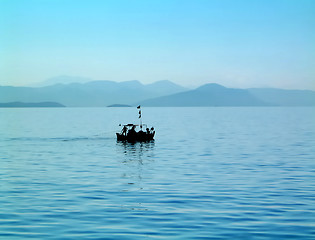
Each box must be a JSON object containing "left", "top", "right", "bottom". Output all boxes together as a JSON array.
[{"left": 0, "top": 0, "right": 314, "bottom": 89}]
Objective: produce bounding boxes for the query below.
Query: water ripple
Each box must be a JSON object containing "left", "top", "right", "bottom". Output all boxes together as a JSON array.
[{"left": 1, "top": 107, "right": 314, "bottom": 239}]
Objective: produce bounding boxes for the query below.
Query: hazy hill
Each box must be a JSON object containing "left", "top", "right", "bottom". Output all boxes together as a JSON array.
[
  {"left": 138, "top": 83, "right": 268, "bottom": 106},
  {"left": 0, "top": 80, "right": 187, "bottom": 107},
  {"left": 31, "top": 75, "right": 94, "bottom": 87},
  {"left": 248, "top": 88, "right": 315, "bottom": 106},
  {"left": 145, "top": 80, "right": 188, "bottom": 96}
]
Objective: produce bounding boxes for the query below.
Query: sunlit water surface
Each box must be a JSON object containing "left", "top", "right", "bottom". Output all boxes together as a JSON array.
[{"left": 1, "top": 107, "right": 314, "bottom": 239}]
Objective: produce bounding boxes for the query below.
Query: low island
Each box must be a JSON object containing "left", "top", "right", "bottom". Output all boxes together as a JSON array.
[{"left": 107, "top": 104, "right": 131, "bottom": 107}]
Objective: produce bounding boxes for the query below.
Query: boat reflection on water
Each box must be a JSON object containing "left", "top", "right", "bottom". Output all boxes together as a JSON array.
[
  {"left": 116, "top": 140, "right": 155, "bottom": 192},
  {"left": 116, "top": 140, "right": 155, "bottom": 162}
]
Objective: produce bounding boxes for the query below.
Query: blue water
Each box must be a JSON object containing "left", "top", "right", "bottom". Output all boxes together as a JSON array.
[{"left": 1, "top": 107, "right": 314, "bottom": 239}]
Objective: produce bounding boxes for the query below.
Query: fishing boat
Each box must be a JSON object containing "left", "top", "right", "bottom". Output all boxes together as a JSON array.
[{"left": 116, "top": 106, "right": 155, "bottom": 142}]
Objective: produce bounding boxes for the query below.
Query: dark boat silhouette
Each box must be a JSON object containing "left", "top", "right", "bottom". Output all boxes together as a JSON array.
[
  {"left": 116, "top": 106, "right": 155, "bottom": 142},
  {"left": 116, "top": 124, "right": 155, "bottom": 142}
]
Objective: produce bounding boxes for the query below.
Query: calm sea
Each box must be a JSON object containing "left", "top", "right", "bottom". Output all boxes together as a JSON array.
[{"left": 1, "top": 107, "right": 314, "bottom": 239}]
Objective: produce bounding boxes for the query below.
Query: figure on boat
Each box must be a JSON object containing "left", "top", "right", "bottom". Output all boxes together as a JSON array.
[
  {"left": 116, "top": 124, "right": 155, "bottom": 142},
  {"left": 116, "top": 106, "right": 155, "bottom": 142}
]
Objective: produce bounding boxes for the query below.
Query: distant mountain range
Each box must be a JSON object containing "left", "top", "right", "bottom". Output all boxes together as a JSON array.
[
  {"left": 0, "top": 79, "right": 187, "bottom": 107},
  {"left": 1, "top": 78, "right": 314, "bottom": 107}
]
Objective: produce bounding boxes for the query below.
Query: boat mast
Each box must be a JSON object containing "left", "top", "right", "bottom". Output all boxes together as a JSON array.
[{"left": 137, "top": 105, "right": 142, "bottom": 129}]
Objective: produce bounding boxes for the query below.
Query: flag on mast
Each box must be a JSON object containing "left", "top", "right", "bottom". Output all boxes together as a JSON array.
[
  {"left": 137, "top": 105, "right": 142, "bottom": 118},
  {"left": 137, "top": 105, "right": 142, "bottom": 128}
]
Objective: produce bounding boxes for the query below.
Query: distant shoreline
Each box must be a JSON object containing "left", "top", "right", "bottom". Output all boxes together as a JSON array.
[{"left": 0, "top": 102, "right": 66, "bottom": 108}]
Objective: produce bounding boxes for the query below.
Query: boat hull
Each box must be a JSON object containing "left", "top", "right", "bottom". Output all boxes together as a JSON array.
[{"left": 116, "top": 131, "right": 155, "bottom": 142}]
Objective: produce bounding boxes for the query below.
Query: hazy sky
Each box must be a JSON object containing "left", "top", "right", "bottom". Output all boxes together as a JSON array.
[{"left": 1, "top": 0, "right": 314, "bottom": 89}]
